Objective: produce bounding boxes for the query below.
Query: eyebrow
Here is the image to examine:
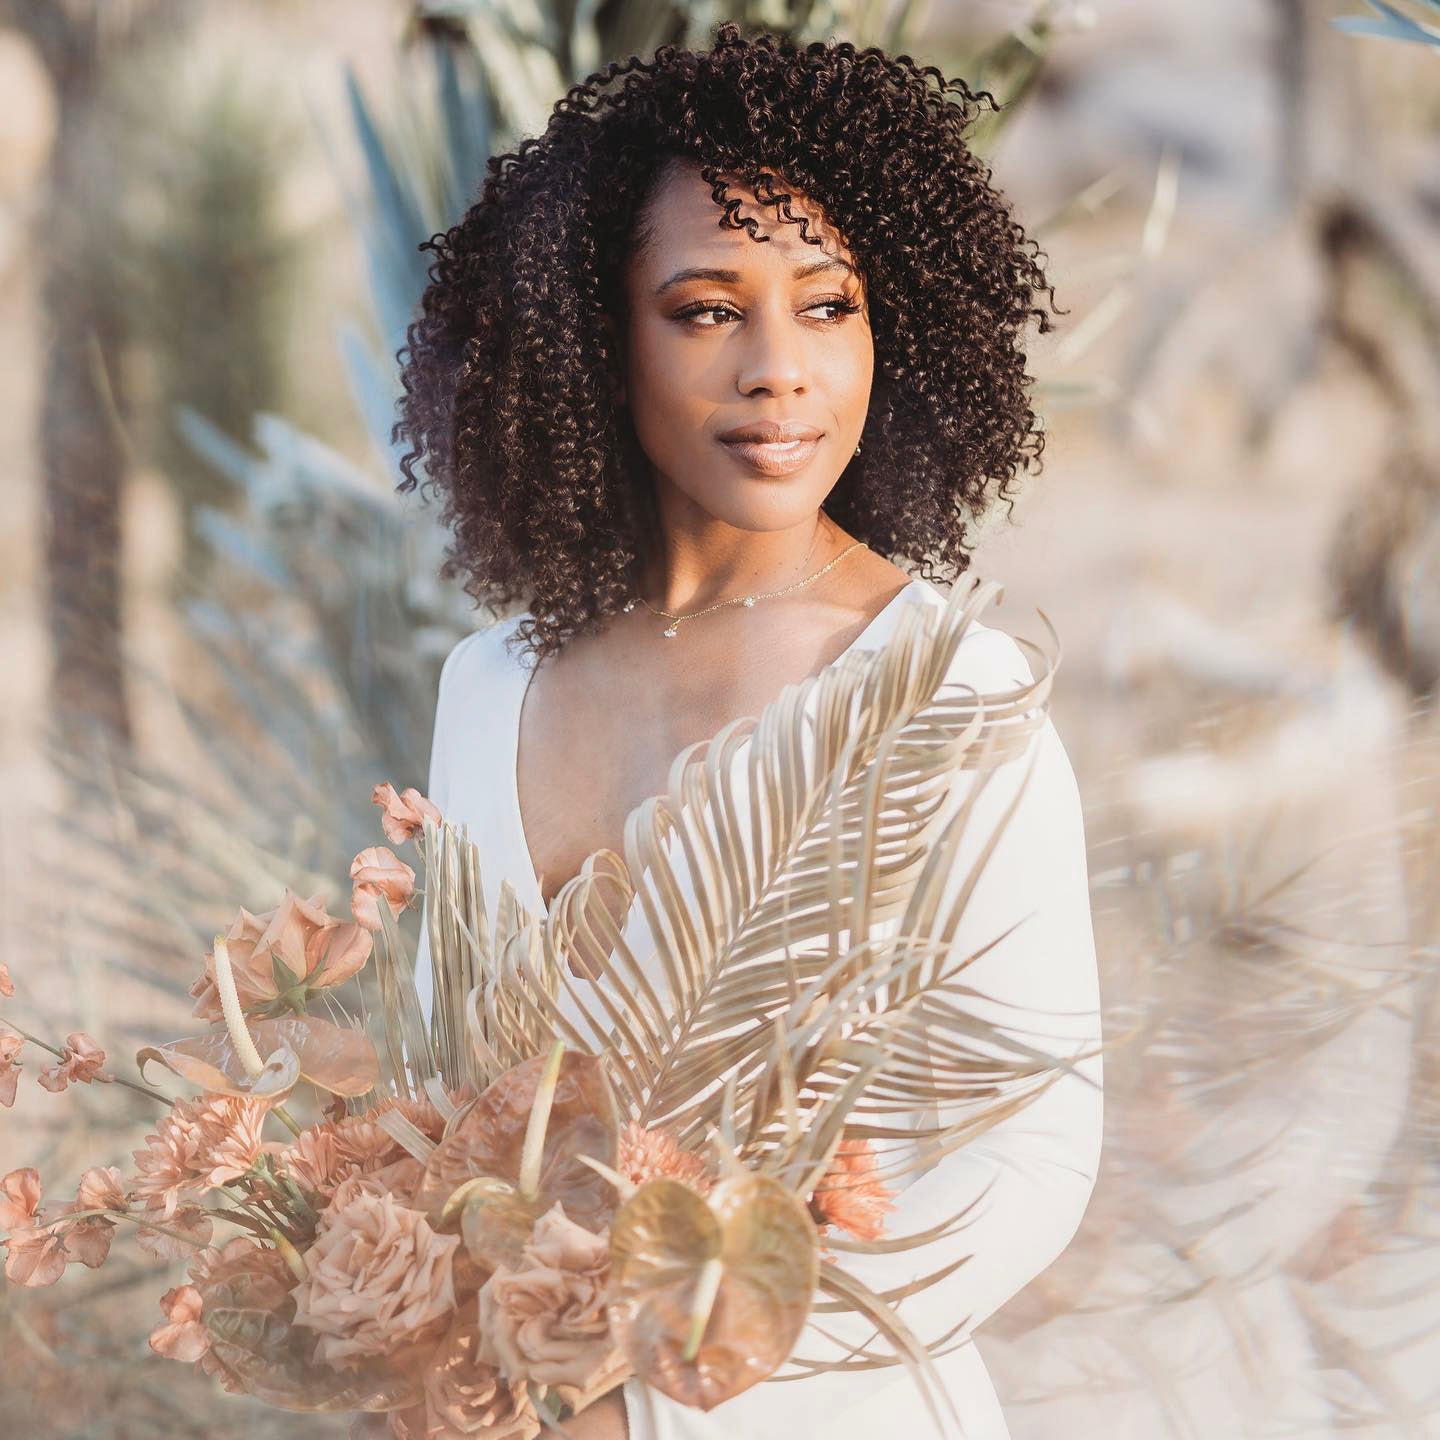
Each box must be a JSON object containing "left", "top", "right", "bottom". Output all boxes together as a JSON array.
[{"left": 654, "top": 256, "right": 857, "bottom": 296}]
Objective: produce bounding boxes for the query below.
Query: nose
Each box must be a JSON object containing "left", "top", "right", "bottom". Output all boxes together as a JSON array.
[{"left": 734, "top": 302, "right": 808, "bottom": 397}]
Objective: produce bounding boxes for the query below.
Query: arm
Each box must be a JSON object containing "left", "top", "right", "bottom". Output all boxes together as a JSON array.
[{"left": 624, "top": 628, "right": 1105, "bottom": 1439}]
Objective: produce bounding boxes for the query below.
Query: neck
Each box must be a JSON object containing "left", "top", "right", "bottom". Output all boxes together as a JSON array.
[{"left": 637, "top": 512, "right": 858, "bottom": 613}]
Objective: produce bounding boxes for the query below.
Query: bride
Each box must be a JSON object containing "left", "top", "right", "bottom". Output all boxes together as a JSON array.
[{"left": 397, "top": 23, "right": 1102, "bottom": 1440}]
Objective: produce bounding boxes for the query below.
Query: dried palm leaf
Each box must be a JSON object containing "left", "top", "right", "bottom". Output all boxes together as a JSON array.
[{"left": 396, "top": 578, "right": 1105, "bottom": 1403}]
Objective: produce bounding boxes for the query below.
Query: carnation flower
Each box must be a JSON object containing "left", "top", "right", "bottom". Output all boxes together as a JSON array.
[
  {"left": 37, "top": 1032, "right": 110, "bottom": 1092},
  {"left": 149, "top": 1284, "right": 210, "bottom": 1363},
  {"left": 371, "top": 782, "right": 443, "bottom": 846},
  {"left": 279, "top": 1123, "right": 353, "bottom": 1200},
  {"left": 617, "top": 1121, "right": 713, "bottom": 1195},
  {"left": 476, "top": 1201, "right": 627, "bottom": 1408},
  {"left": 424, "top": 1313, "right": 542, "bottom": 1439},
  {"left": 129, "top": 1095, "right": 267, "bottom": 1219},
  {"left": 278, "top": 1092, "right": 455, "bottom": 1208},
  {"left": 188, "top": 887, "right": 371, "bottom": 1021},
  {"left": 808, "top": 1137, "right": 897, "bottom": 1242},
  {"left": 349, "top": 847, "right": 417, "bottom": 931},
  {"left": 0, "top": 1029, "right": 21, "bottom": 1108},
  {"left": 290, "top": 1191, "right": 460, "bottom": 1367}
]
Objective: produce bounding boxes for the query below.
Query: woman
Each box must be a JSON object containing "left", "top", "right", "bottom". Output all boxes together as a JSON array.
[{"left": 399, "top": 24, "right": 1102, "bottom": 1440}]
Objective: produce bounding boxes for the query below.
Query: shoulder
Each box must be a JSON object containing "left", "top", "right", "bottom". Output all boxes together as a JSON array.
[
  {"left": 436, "top": 613, "right": 528, "bottom": 704},
  {"left": 907, "top": 579, "right": 1036, "bottom": 694}
]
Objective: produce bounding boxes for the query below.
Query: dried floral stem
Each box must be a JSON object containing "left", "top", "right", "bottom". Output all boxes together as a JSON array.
[
  {"left": 209, "top": 1204, "right": 274, "bottom": 1239},
  {"left": 2, "top": 1022, "right": 169, "bottom": 1105},
  {"left": 30, "top": 1206, "right": 208, "bottom": 1250},
  {"left": 270, "top": 1105, "right": 303, "bottom": 1138},
  {"left": 269, "top": 1227, "right": 309, "bottom": 1282},
  {"left": 520, "top": 1039, "right": 567, "bottom": 1201}
]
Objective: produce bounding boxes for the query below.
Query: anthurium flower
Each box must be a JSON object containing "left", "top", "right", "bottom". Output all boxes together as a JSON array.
[
  {"left": 140, "top": 1010, "right": 379, "bottom": 1106},
  {"left": 371, "top": 782, "right": 443, "bottom": 846},
  {"left": 348, "top": 847, "right": 417, "bottom": 931},
  {"left": 188, "top": 888, "right": 372, "bottom": 1021}
]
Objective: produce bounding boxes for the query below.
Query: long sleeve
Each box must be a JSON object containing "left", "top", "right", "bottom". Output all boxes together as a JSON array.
[
  {"left": 623, "top": 625, "right": 1105, "bottom": 1440},
  {"left": 413, "top": 631, "right": 473, "bottom": 1029}
]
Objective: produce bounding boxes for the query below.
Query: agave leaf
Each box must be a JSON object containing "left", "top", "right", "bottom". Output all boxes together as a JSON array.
[
  {"left": 412, "top": 1049, "right": 619, "bottom": 1232},
  {"left": 138, "top": 1015, "right": 378, "bottom": 1099},
  {"left": 606, "top": 1175, "right": 818, "bottom": 1410}
]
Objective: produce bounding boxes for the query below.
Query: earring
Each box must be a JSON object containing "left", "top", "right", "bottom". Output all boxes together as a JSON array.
[{"left": 854, "top": 438, "right": 862, "bottom": 455}]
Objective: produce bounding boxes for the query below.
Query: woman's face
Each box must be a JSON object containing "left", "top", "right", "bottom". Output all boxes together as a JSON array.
[{"left": 619, "top": 158, "right": 874, "bottom": 537}]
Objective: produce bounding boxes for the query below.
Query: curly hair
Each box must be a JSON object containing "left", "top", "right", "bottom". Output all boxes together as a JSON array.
[{"left": 393, "top": 21, "right": 1063, "bottom": 664}]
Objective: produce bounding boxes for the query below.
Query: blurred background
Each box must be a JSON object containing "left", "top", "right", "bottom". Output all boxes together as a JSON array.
[{"left": 1, "top": 0, "right": 1437, "bottom": 1435}]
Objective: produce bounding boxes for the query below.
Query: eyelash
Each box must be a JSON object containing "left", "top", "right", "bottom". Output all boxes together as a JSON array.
[{"left": 674, "top": 297, "right": 863, "bottom": 329}]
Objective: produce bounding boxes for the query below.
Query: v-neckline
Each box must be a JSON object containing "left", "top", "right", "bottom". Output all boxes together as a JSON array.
[{"left": 506, "top": 578, "right": 928, "bottom": 923}]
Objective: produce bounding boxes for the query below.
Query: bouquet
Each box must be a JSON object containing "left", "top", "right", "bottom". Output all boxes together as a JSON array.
[{"left": 0, "top": 577, "right": 1081, "bottom": 1437}]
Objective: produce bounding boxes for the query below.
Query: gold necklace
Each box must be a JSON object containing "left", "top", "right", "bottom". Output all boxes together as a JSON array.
[{"left": 625, "top": 540, "right": 868, "bottom": 639}]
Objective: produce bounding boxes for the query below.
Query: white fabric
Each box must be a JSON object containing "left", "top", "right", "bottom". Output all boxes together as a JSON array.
[{"left": 416, "top": 578, "right": 1104, "bottom": 1440}]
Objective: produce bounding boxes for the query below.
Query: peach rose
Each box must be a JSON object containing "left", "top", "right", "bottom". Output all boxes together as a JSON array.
[
  {"left": 423, "top": 1313, "right": 541, "bottom": 1438},
  {"left": 189, "top": 888, "right": 371, "bottom": 1021},
  {"left": 319, "top": 1156, "right": 426, "bottom": 1227},
  {"left": 371, "top": 783, "right": 443, "bottom": 846},
  {"left": 476, "top": 1202, "right": 626, "bottom": 1408},
  {"left": 290, "top": 1191, "right": 460, "bottom": 1367},
  {"left": 349, "top": 847, "right": 417, "bottom": 931}
]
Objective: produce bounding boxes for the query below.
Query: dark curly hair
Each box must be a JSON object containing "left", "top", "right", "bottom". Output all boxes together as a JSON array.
[{"left": 393, "top": 21, "right": 1062, "bottom": 664}]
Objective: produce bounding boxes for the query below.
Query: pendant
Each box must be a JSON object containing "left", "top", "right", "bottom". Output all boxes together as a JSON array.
[
  {"left": 623, "top": 599, "right": 637, "bottom": 613},
  {"left": 663, "top": 624, "right": 679, "bottom": 638},
  {"left": 742, "top": 596, "right": 756, "bottom": 606}
]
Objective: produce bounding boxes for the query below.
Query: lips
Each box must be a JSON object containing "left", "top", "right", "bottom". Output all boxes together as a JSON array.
[
  {"left": 718, "top": 421, "right": 825, "bottom": 476},
  {"left": 718, "top": 421, "right": 823, "bottom": 444}
]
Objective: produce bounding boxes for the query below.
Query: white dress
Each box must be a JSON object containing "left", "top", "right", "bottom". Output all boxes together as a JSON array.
[{"left": 416, "top": 576, "right": 1104, "bottom": 1440}]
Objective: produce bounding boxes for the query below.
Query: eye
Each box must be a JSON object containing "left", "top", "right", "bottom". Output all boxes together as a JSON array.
[{"left": 673, "top": 296, "right": 864, "bottom": 329}]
